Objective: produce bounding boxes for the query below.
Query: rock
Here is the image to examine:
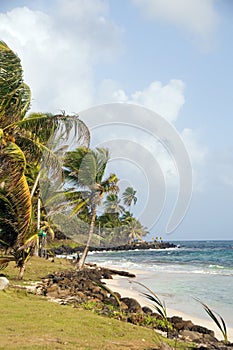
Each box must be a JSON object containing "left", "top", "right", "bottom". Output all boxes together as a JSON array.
[
  {"left": 174, "top": 320, "right": 194, "bottom": 331},
  {"left": 105, "top": 268, "right": 135, "bottom": 278},
  {"left": 51, "top": 241, "right": 177, "bottom": 256},
  {"left": 179, "top": 330, "right": 217, "bottom": 344},
  {"left": 179, "top": 330, "right": 205, "bottom": 343},
  {"left": 120, "top": 301, "right": 129, "bottom": 311},
  {"left": 170, "top": 316, "right": 183, "bottom": 323},
  {"left": 114, "top": 292, "right": 121, "bottom": 300},
  {"left": 47, "top": 284, "right": 59, "bottom": 292},
  {"left": 142, "top": 306, "right": 153, "bottom": 314},
  {"left": 31, "top": 266, "right": 233, "bottom": 350},
  {"left": 120, "top": 297, "right": 142, "bottom": 313},
  {"left": 191, "top": 325, "right": 215, "bottom": 336},
  {"left": 0, "top": 276, "right": 9, "bottom": 290}
]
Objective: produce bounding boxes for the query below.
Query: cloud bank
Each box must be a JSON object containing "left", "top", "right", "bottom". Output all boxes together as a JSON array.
[
  {"left": 131, "top": 0, "right": 219, "bottom": 41},
  {"left": 0, "top": 0, "right": 207, "bottom": 195}
]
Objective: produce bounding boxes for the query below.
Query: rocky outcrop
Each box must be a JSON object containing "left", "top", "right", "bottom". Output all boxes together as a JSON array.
[
  {"left": 0, "top": 275, "right": 9, "bottom": 290},
  {"left": 52, "top": 241, "right": 177, "bottom": 256},
  {"left": 29, "top": 266, "right": 232, "bottom": 350},
  {"left": 120, "top": 297, "right": 142, "bottom": 313}
]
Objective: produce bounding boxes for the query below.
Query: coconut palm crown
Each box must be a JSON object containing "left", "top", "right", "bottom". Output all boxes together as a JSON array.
[{"left": 63, "top": 147, "right": 118, "bottom": 268}]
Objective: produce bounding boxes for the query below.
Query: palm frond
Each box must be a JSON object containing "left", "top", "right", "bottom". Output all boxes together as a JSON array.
[
  {"left": 130, "top": 280, "right": 167, "bottom": 319},
  {"left": 0, "top": 41, "right": 31, "bottom": 126},
  {"left": 0, "top": 139, "right": 31, "bottom": 246},
  {"left": 1, "top": 140, "right": 26, "bottom": 186},
  {"left": 95, "top": 148, "right": 110, "bottom": 183},
  {"left": 10, "top": 174, "right": 31, "bottom": 247},
  {"left": 195, "top": 298, "right": 228, "bottom": 343},
  {"left": 69, "top": 198, "right": 89, "bottom": 217},
  {"left": 94, "top": 281, "right": 121, "bottom": 310},
  {"left": 141, "top": 292, "right": 166, "bottom": 318}
]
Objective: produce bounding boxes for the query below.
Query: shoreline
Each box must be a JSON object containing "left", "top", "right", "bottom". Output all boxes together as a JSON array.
[{"left": 102, "top": 266, "right": 233, "bottom": 342}]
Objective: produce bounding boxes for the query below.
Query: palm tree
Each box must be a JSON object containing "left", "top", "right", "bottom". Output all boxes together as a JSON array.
[
  {"left": 122, "top": 187, "right": 137, "bottom": 211},
  {"left": 0, "top": 41, "right": 90, "bottom": 277},
  {"left": 64, "top": 147, "right": 118, "bottom": 269},
  {"left": 121, "top": 213, "right": 147, "bottom": 243},
  {"left": 103, "top": 194, "right": 124, "bottom": 214},
  {"left": 0, "top": 41, "right": 32, "bottom": 252}
]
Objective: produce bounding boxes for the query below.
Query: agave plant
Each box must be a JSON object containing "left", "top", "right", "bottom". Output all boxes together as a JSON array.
[
  {"left": 196, "top": 299, "right": 229, "bottom": 344},
  {"left": 131, "top": 280, "right": 172, "bottom": 336}
]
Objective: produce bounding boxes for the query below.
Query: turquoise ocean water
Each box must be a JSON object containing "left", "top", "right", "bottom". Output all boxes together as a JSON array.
[{"left": 86, "top": 240, "right": 233, "bottom": 328}]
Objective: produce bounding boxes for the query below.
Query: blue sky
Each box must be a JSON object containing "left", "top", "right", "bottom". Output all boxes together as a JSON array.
[{"left": 0, "top": 0, "right": 233, "bottom": 240}]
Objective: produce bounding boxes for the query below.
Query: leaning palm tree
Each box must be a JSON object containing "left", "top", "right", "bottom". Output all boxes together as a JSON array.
[
  {"left": 64, "top": 147, "right": 118, "bottom": 269},
  {"left": 0, "top": 41, "right": 32, "bottom": 251},
  {"left": 0, "top": 41, "right": 90, "bottom": 277}
]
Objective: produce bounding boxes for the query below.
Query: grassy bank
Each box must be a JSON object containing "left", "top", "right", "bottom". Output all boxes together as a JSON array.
[{"left": 0, "top": 258, "right": 192, "bottom": 350}]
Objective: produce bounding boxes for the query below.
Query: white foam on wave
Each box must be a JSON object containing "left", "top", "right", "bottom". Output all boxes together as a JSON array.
[{"left": 89, "top": 257, "right": 233, "bottom": 276}]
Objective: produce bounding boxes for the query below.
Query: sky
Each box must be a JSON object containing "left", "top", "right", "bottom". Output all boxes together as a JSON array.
[{"left": 0, "top": 0, "right": 233, "bottom": 240}]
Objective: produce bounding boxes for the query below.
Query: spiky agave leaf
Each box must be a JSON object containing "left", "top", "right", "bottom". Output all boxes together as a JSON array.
[
  {"left": 195, "top": 298, "right": 228, "bottom": 343},
  {"left": 141, "top": 292, "right": 167, "bottom": 319},
  {"left": 130, "top": 280, "right": 167, "bottom": 319}
]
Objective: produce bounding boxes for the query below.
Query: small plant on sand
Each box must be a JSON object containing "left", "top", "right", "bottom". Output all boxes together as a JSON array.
[
  {"left": 196, "top": 299, "right": 229, "bottom": 344},
  {"left": 131, "top": 281, "right": 172, "bottom": 336}
]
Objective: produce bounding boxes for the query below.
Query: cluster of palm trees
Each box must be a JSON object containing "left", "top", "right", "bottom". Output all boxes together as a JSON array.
[
  {"left": 98, "top": 187, "right": 146, "bottom": 246},
  {"left": 0, "top": 41, "right": 147, "bottom": 276},
  {"left": 48, "top": 147, "right": 147, "bottom": 268}
]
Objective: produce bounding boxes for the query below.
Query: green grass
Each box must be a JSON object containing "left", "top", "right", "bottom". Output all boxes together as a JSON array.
[
  {"left": 0, "top": 257, "right": 192, "bottom": 350},
  {"left": 2, "top": 256, "right": 74, "bottom": 283}
]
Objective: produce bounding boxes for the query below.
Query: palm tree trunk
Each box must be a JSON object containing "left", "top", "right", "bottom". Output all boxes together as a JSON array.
[
  {"left": 30, "top": 171, "right": 41, "bottom": 199},
  {"left": 18, "top": 262, "right": 26, "bottom": 280},
  {"left": 78, "top": 205, "right": 97, "bottom": 269},
  {"left": 34, "top": 194, "right": 41, "bottom": 256}
]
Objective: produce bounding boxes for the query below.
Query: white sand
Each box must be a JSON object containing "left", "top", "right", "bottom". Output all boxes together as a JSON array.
[{"left": 102, "top": 268, "right": 233, "bottom": 342}]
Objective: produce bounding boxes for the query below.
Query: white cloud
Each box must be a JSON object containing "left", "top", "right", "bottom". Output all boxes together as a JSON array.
[
  {"left": 97, "top": 79, "right": 185, "bottom": 122},
  {"left": 0, "top": 1, "right": 207, "bottom": 188},
  {"left": 0, "top": 1, "right": 122, "bottom": 114},
  {"left": 131, "top": 0, "right": 218, "bottom": 41},
  {"left": 131, "top": 80, "right": 185, "bottom": 122},
  {"left": 0, "top": 1, "right": 185, "bottom": 122}
]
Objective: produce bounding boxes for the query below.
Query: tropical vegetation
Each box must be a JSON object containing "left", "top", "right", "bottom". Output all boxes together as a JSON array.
[
  {"left": 0, "top": 41, "right": 148, "bottom": 276},
  {"left": 0, "top": 41, "right": 89, "bottom": 276}
]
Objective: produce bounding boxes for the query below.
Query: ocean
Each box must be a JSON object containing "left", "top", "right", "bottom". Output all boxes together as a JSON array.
[{"left": 86, "top": 240, "right": 233, "bottom": 328}]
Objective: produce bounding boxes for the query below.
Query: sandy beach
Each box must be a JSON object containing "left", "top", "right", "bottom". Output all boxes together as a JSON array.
[{"left": 103, "top": 268, "right": 233, "bottom": 342}]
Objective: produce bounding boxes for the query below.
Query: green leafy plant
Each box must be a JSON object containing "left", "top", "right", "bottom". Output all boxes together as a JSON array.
[
  {"left": 80, "top": 301, "right": 100, "bottom": 311},
  {"left": 196, "top": 299, "right": 229, "bottom": 344},
  {"left": 131, "top": 281, "right": 172, "bottom": 336},
  {"left": 94, "top": 281, "right": 122, "bottom": 310}
]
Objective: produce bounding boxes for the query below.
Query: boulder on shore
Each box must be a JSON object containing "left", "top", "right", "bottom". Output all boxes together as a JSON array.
[{"left": 0, "top": 276, "right": 9, "bottom": 290}]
